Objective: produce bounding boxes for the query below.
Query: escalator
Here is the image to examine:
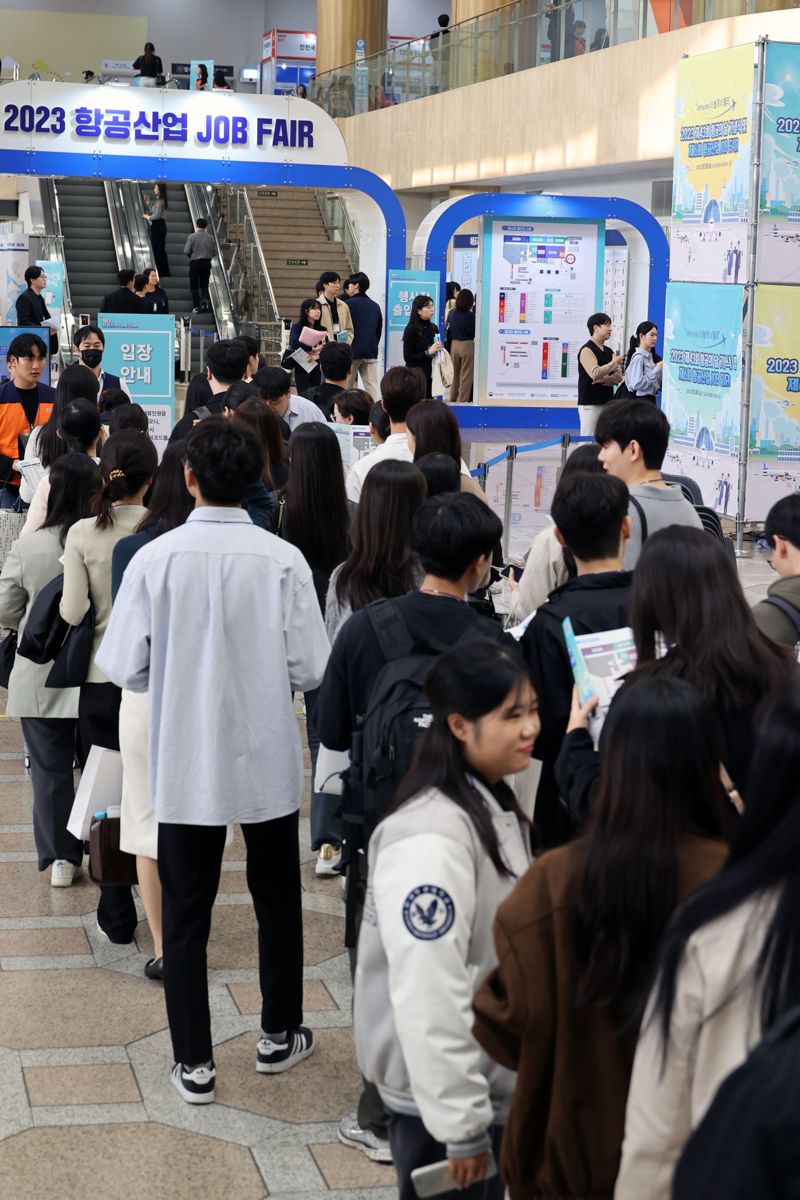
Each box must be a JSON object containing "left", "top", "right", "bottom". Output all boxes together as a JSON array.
[
  {"left": 52, "top": 179, "right": 118, "bottom": 319},
  {"left": 135, "top": 183, "right": 216, "bottom": 337}
]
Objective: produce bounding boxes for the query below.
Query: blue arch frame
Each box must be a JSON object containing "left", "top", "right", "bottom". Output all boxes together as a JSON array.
[
  {"left": 0, "top": 149, "right": 408, "bottom": 285},
  {"left": 424, "top": 191, "right": 670, "bottom": 351}
]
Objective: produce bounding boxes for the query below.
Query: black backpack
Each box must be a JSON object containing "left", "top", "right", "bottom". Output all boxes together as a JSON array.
[
  {"left": 340, "top": 597, "right": 485, "bottom": 944},
  {"left": 672, "top": 1004, "right": 800, "bottom": 1198}
]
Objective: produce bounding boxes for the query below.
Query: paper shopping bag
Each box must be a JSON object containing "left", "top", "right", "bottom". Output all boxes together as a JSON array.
[{"left": 67, "top": 745, "right": 123, "bottom": 842}]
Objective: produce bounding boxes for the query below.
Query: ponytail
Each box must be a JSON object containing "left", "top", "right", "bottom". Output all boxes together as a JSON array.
[
  {"left": 625, "top": 334, "right": 638, "bottom": 368},
  {"left": 93, "top": 430, "right": 158, "bottom": 530}
]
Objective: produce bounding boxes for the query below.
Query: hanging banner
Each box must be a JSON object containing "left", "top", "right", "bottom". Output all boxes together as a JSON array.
[
  {"left": 671, "top": 44, "right": 755, "bottom": 284},
  {"left": 0, "top": 233, "right": 28, "bottom": 326},
  {"left": 190, "top": 60, "right": 213, "bottom": 93},
  {"left": 386, "top": 269, "right": 441, "bottom": 369},
  {"left": 747, "top": 284, "right": 800, "bottom": 520},
  {"left": 451, "top": 233, "right": 479, "bottom": 294},
  {"left": 758, "top": 41, "right": 800, "bottom": 284},
  {"left": 662, "top": 281, "right": 743, "bottom": 515},
  {"left": 354, "top": 38, "right": 369, "bottom": 116},
  {"left": 98, "top": 314, "right": 175, "bottom": 453},
  {"left": 479, "top": 218, "right": 604, "bottom": 404},
  {"left": 36, "top": 259, "right": 64, "bottom": 330}
]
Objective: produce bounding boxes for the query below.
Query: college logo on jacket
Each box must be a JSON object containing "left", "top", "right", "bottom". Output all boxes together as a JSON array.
[{"left": 403, "top": 885, "right": 455, "bottom": 941}]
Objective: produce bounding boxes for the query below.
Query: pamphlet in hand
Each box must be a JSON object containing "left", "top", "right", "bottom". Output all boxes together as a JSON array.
[
  {"left": 298, "top": 326, "right": 328, "bottom": 349},
  {"left": 562, "top": 618, "right": 637, "bottom": 747},
  {"left": 17, "top": 457, "right": 45, "bottom": 492},
  {"left": 289, "top": 347, "right": 318, "bottom": 373}
]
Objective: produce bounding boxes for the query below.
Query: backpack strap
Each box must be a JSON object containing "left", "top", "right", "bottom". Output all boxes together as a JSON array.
[
  {"left": 762, "top": 595, "right": 800, "bottom": 638},
  {"left": 365, "top": 597, "right": 416, "bottom": 662},
  {"left": 629, "top": 494, "right": 648, "bottom": 543}
]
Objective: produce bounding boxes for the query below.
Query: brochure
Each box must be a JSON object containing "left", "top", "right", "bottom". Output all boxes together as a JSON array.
[
  {"left": 298, "top": 326, "right": 328, "bottom": 349},
  {"left": 17, "top": 457, "right": 45, "bottom": 491},
  {"left": 562, "top": 619, "right": 637, "bottom": 746}
]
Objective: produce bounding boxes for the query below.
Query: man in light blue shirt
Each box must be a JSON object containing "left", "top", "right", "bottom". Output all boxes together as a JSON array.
[
  {"left": 96, "top": 418, "right": 330, "bottom": 1106},
  {"left": 256, "top": 365, "right": 329, "bottom": 431}
]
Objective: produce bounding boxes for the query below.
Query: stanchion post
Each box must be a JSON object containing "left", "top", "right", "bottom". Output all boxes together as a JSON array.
[
  {"left": 477, "top": 463, "right": 488, "bottom": 494},
  {"left": 199, "top": 331, "right": 205, "bottom": 378},
  {"left": 502, "top": 444, "right": 517, "bottom": 560},
  {"left": 180, "top": 317, "right": 189, "bottom": 384},
  {"left": 560, "top": 432, "right": 571, "bottom": 473}
]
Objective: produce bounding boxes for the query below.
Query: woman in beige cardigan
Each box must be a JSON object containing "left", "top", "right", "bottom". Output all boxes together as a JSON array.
[
  {"left": 616, "top": 682, "right": 800, "bottom": 1200},
  {"left": 60, "top": 430, "right": 157, "bottom": 942}
]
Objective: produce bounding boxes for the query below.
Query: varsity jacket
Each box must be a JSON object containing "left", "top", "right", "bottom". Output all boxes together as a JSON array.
[{"left": 354, "top": 782, "right": 531, "bottom": 1157}]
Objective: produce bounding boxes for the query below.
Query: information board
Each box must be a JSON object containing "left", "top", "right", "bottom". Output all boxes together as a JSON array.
[
  {"left": 386, "top": 269, "right": 441, "bottom": 369},
  {"left": 758, "top": 42, "right": 800, "bottom": 284},
  {"left": 747, "top": 284, "right": 800, "bottom": 520},
  {"left": 98, "top": 314, "right": 175, "bottom": 452}
]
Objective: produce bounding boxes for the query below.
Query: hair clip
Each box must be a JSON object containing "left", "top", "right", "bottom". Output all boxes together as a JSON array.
[{"left": 108, "top": 468, "right": 125, "bottom": 481}]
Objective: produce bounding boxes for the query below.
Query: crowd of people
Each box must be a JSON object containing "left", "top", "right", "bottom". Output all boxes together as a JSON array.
[{"left": 0, "top": 317, "right": 798, "bottom": 1200}]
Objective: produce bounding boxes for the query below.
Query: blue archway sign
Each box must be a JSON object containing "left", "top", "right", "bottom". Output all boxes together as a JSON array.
[{"left": 424, "top": 192, "right": 670, "bottom": 355}]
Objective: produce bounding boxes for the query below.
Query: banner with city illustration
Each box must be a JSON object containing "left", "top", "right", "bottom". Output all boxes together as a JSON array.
[
  {"left": 662, "top": 281, "right": 743, "bottom": 516},
  {"left": 758, "top": 41, "right": 800, "bottom": 284},
  {"left": 747, "top": 285, "right": 800, "bottom": 520},
  {"left": 671, "top": 44, "right": 755, "bottom": 283}
]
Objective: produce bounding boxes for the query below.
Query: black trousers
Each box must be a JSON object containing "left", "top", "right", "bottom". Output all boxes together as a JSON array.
[
  {"left": 158, "top": 809, "right": 304, "bottom": 1065},
  {"left": 388, "top": 1113, "right": 505, "bottom": 1200},
  {"left": 149, "top": 218, "right": 170, "bottom": 276},
  {"left": 21, "top": 716, "right": 83, "bottom": 870},
  {"left": 79, "top": 682, "right": 138, "bottom": 943},
  {"left": 189, "top": 259, "right": 212, "bottom": 307}
]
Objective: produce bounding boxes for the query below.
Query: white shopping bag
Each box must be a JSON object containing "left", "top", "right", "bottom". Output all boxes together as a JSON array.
[
  {"left": 314, "top": 745, "right": 350, "bottom": 796},
  {"left": 67, "top": 745, "right": 123, "bottom": 841}
]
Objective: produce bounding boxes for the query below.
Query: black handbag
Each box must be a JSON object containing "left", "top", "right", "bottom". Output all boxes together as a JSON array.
[
  {"left": 0, "top": 630, "right": 17, "bottom": 688},
  {"left": 17, "top": 573, "right": 95, "bottom": 688}
]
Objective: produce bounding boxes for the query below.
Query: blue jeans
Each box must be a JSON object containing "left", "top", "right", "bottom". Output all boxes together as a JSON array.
[
  {"left": 0, "top": 487, "right": 23, "bottom": 511},
  {"left": 304, "top": 688, "right": 343, "bottom": 851}
]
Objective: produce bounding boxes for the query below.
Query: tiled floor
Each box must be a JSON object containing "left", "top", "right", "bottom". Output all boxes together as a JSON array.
[{"left": 0, "top": 548, "right": 774, "bottom": 1199}]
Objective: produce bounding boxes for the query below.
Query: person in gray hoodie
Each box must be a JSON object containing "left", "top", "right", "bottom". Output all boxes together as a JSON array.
[
  {"left": 596, "top": 399, "right": 702, "bottom": 568},
  {"left": 354, "top": 641, "right": 537, "bottom": 1200},
  {"left": 753, "top": 495, "right": 800, "bottom": 651}
]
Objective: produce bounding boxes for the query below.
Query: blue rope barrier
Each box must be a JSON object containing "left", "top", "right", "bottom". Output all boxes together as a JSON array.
[{"left": 516, "top": 437, "right": 563, "bottom": 455}]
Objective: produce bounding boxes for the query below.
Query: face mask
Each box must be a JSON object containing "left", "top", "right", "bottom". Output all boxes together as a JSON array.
[{"left": 81, "top": 348, "right": 103, "bottom": 369}]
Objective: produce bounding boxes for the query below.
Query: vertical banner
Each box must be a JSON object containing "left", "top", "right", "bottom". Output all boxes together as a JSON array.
[
  {"left": 36, "top": 259, "right": 64, "bottom": 331},
  {"left": 386, "top": 269, "right": 441, "bottom": 369},
  {"left": 662, "top": 281, "right": 743, "bottom": 515},
  {"left": 671, "top": 44, "right": 755, "bottom": 284},
  {"left": 98, "top": 314, "right": 175, "bottom": 453},
  {"left": 758, "top": 41, "right": 800, "bottom": 284},
  {"left": 478, "top": 218, "right": 604, "bottom": 403},
  {"left": 354, "top": 37, "right": 369, "bottom": 115},
  {"left": 190, "top": 60, "right": 213, "bottom": 92},
  {"left": 451, "top": 233, "right": 479, "bottom": 293},
  {"left": 747, "top": 284, "right": 800, "bottom": 520},
  {"left": 0, "top": 233, "right": 29, "bottom": 326}
]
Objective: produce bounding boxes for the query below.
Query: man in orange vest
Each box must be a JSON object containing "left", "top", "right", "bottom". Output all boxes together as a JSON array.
[{"left": 0, "top": 332, "right": 55, "bottom": 508}]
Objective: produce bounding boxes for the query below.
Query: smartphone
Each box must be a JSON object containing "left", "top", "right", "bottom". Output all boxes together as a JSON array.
[
  {"left": 411, "top": 1155, "right": 498, "bottom": 1199},
  {"left": 192, "top": 405, "right": 213, "bottom": 421},
  {"left": 562, "top": 616, "right": 597, "bottom": 706}
]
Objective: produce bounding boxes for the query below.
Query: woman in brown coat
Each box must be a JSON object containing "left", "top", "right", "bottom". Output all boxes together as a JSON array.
[{"left": 473, "top": 676, "right": 728, "bottom": 1200}]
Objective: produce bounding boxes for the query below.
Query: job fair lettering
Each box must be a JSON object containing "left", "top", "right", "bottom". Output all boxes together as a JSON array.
[
  {"left": 2, "top": 102, "right": 314, "bottom": 150},
  {"left": 669, "top": 346, "right": 738, "bottom": 388},
  {"left": 679, "top": 117, "right": 748, "bottom": 159}
]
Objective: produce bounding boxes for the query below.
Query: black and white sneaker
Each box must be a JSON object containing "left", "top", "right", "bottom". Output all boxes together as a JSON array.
[
  {"left": 170, "top": 1060, "right": 216, "bottom": 1104},
  {"left": 256, "top": 1027, "right": 314, "bottom": 1074}
]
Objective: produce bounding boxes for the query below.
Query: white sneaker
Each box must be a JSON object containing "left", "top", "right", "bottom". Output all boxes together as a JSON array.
[
  {"left": 315, "top": 844, "right": 342, "bottom": 877},
  {"left": 51, "top": 860, "right": 82, "bottom": 888},
  {"left": 337, "top": 1112, "right": 393, "bottom": 1163},
  {"left": 170, "top": 1060, "right": 216, "bottom": 1104}
]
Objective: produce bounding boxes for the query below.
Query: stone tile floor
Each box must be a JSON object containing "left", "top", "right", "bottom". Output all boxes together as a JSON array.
[{"left": 0, "top": 546, "right": 774, "bottom": 1199}]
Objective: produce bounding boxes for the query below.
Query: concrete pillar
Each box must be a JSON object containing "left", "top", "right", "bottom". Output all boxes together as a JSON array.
[{"left": 316, "top": 0, "right": 389, "bottom": 75}]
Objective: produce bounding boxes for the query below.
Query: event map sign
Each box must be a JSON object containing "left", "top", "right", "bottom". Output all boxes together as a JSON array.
[
  {"left": 758, "top": 42, "right": 800, "bottom": 284},
  {"left": 479, "top": 218, "right": 603, "bottom": 403},
  {"left": 748, "top": 284, "right": 800, "bottom": 519},
  {"left": 98, "top": 314, "right": 174, "bottom": 452},
  {"left": 386, "top": 269, "right": 440, "bottom": 369},
  {"left": 671, "top": 43, "right": 754, "bottom": 283},
  {"left": 662, "top": 282, "right": 743, "bottom": 515}
]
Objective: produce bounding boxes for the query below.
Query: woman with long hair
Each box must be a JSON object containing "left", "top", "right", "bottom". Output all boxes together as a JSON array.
[
  {"left": 447, "top": 287, "right": 476, "bottom": 404},
  {"left": 0, "top": 454, "right": 100, "bottom": 886},
  {"left": 623, "top": 321, "right": 663, "bottom": 398},
  {"left": 406, "top": 400, "right": 484, "bottom": 499},
  {"left": 60, "top": 431, "right": 158, "bottom": 941},
  {"left": 110, "top": 441, "right": 194, "bottom": 980},
  {"left": 132, "top": 41, "right": 162, "bottom": 79},
  {"left": 616, "top": 683, "right": 800, "bottom": 1199},
  {"left": 23, "top": 398, "right": 102, "bottom": 535},
  {"left": 402, "top": 294, "right": 443, "bottom": 398},
  {"left": 355, "top": 641, "right": 538, "bottom": 1200},
  {"left": 143, "top": 182, "right": 170, "bottom": 276},
  {"left": 231, "top": 396, "right": 288, "bottom": 490},
  {"left": 473, "top": 676, "right": 728, "bottom": 1200},
  {"left": 284, "top": 297, "right": 327, "bottom": 393},
  {"left": 27, "top": 364, "right": 100, "bottom": 496},
  {"left": 326, "top": 459, "right": 427, "bottom": 643}
]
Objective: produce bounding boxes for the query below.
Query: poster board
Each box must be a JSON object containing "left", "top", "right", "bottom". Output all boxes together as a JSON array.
[
  {"left": 758, "top": 42, "right": 800, "bottom": 284},
  {"left": 386, "top": 269, "right": 441, "bottom": 369},
  {"left": 0, "top": 234, "right": 28, "bottom": 327},
  {"left": 747, "top": 284, "right": 800, "bottom": 520},
  {"left": 98, "top": 314, "right": 175, "bottom": 453}
]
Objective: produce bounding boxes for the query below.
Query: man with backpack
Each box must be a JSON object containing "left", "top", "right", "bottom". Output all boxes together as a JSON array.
[
  {"left": 316, "top": 491, "right": 508, "bottom": 1163},
  {"left": 753, "top": 494, "right": 800, "bottom": 651}
]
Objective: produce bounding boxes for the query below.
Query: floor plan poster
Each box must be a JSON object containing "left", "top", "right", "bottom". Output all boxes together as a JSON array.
[
  {"left": 758, "top": 42, "right": 800, "bottom": 284},
  {"left": 747, "top": 285, "right": 800, "bottom": 520},
  {"left": 671, "top": 43, "right": 754, "bottom": 284},
  {"left": 479, "top": 218, "right": 603, "bottom": 403}
]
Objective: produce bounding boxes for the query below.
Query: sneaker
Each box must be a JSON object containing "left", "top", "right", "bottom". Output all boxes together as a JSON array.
[
  {"left": 170, "top": 1060, "right": 216, "bottom": 1104},
  {"left": 51, "top": 860, "right": 82, "bottom": 888},
  {"left": 256, "top": 1026, "right": 314, "bottom": 1074},
  {"left": 315, "top": 844, "right": 342, "bottom": 877},
  {"left": 337, "top": 1112, "right": 393, "bottom": 1163}
]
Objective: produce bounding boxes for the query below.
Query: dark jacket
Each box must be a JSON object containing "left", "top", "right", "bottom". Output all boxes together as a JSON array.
[
  {"left": 283, "top": 324, "right": 322, "bottom": 394},
  {"left": 243, "top": 478, "right": 277, "bottom": 533},
  {"left": 402, "top": 320, "right": 438, "bottom": 397},
  {"left": 302, "top": 380, "right": 342, "bottom": 420},
  {"left": 185, "top": 371, "right": 213, "bottom": 414},
  {"left": 752, "top": 575, "right": 800, "bottom": 649},
  {"left": 447, "top": 308, "right": 475, "bottom": 342},
  {"left": 168, "top": 392, "right": 226, "bottom": 445},
  {"left": 15, "top": 288, "right": 50, "bottom": 328},
  {"left": 347, "top": 292, "right": 383, "bottom": 359},
  {"left": 138, "top": 286, "right": 169, "bottom": 315},
  {"left": 101, "top": 287, "right": 141, "bottom": 315},
  {"left": 472, "top": 834, "right": 728, "bottom": 1200},
  {"left": 112, "top": 528, "right": 160, "bottom": 600}
]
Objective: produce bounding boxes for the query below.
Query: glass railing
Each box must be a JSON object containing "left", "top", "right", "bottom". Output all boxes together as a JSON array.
[
  {"left": 310, "top": 0, "right": 783, "bottom": 118},
  {"left": 315, "top": 190, "right": 359, "bottom": 273}
]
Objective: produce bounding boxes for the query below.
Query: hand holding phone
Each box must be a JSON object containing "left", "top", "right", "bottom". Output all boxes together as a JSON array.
[
  {"left": 411, "top": 1152, "right": 497, "bottom": 1197},
  {"left": 192, "top": 405, "right": 212, "bottom": 422}
]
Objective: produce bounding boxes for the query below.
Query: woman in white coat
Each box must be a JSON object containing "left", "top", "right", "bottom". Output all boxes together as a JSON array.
[
  {"left": 616, "top": 682, "right": 800, "bottom": 1200},
  {"left": 354, "top": 641, "right": 539, "bottom": 1199},
  {"left": 0, "top": 454, "right": 100, "bottom": 885}
]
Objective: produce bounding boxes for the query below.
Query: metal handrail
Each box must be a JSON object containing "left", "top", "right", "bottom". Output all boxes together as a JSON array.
[
  {"left": 184, "top": 183, "right": 237, "bottom": 339},
  {"left": 39, "top": 179, "right": 74, "bottom": 354},
  {"left": 315, "top": 190, "right": 359, "bottom": 273},
  {"left": 222, "top": 187, "right": 283, "bottom": 358}
]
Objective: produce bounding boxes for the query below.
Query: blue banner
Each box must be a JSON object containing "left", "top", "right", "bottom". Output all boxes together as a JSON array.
[
  {"left": 386, "top": 269, "right": 441, "bottom": 369},
  {"left": 36, "top": 259, "right": 64, "bottom": 327},
  {"left": 98, "top": 313, "right": 175, "bottom": 453}
]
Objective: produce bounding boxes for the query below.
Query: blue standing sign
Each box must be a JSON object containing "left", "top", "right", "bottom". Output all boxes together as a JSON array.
[
  {"left": 98, "top": 314, "right": 175, "bottom": 452},
  {"left": 386, "top": 269, "right": 441, "bottom": 369}
]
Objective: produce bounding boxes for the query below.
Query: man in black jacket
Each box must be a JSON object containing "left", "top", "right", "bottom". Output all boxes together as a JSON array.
[
  {"left": 344, "top": 272, "right": 383, "bottom": 401},
  {"left": 16, "top": 266, "right": 58, "bottom": 356},
  {"left": 100, "top": 270, "right": 141, "bottom": 315},
  {"left": 169, "top": 338, "right": 247, "bottom": 444},
  {"left": 303, "top": 341, "right": 352, "bottom": 419},
  {"left": 522, "top": 471, "right": 633, "bottom": 847}
]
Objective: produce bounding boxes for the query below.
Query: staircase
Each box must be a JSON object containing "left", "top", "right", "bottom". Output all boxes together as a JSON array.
[
  {"left": 245, "top": 187, "right": 353, "bottom": 323},
  {"left": 136, "top": 185, "right": 215, "bottom": 337},
  {"left": 54, "top": 180, "right": 118, "bottom": 318}
]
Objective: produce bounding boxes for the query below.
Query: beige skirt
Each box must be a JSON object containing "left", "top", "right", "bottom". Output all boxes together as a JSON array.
[{"left": 119, "top": 689, "right": 156, "bottom": 859}]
